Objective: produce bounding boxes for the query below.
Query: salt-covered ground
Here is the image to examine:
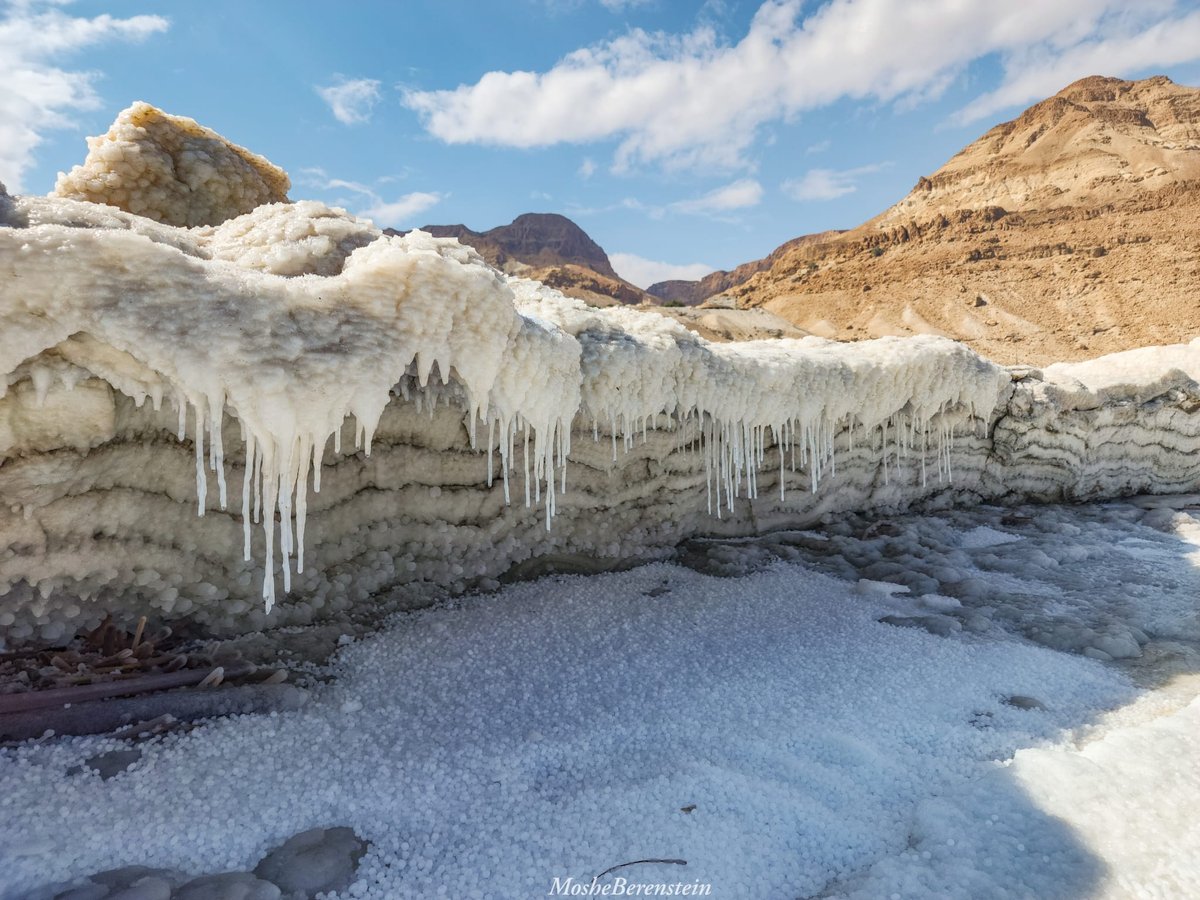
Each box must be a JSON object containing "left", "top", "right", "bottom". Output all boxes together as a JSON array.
[{"left": 2, "top": 500, "right": 1199, "bottom": 899}]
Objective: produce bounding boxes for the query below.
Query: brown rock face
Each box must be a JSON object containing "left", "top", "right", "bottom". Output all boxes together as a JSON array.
[
  {"left": 882, "top": 75, "right": 1200, "bottom": 221},
  {"left": 667, "top": 75, "right": 1200, "bottom": 363},
  {"left": 393, "top": 213, "right": 646, "bottom": 306},
  {"left": 648, "top": 232, "right": 840, "bottom": 305}
]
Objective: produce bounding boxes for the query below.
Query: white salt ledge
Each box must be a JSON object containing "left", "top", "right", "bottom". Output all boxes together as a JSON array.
[{"left": 0, "top": 181, "right": 1008, "bottom": 613}]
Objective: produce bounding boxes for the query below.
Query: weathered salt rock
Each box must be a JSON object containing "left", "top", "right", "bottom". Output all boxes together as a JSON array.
[
  {"left": 53, "top": 102, "right": 290, "bottom": 227},
  {"left": 0, "top": 181, "right": 19, "bottom": 226},
  {"left": 202, "top": 202, "right": 380, "bottom": 276},
  {"left": 172, "top": 872, "right": 280, "bottom": 900},
  {"left": 253, "top": 826, "right": 366, "bottom": 898},
  {"left": 52, "top": 886, "right": 108, "bottom": 900},
  {"left": 90, "top": 868, "right": 187, "bottom": 891},
  {"left": 98, "top": 878, "right": 172, "bottom": 900},
  {"left": 68, "top": 748, "right": 142, "bottom": 781},
  {"left": 0, "top": 373, "right": 116, "bottom": 455},
  {"left": 51, "top": 867, "right": 188, "bottom": 900}
]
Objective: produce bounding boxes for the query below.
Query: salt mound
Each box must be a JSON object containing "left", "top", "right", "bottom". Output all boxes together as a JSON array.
[
  {"left": 253, "top": 826, "right": 366, "bottom": 896},
  {"left": 53, "top": 102, "right": 290, "bottom": 227},
  {"left": 203, "top": 201, "right": 381, "bottom": 276}
]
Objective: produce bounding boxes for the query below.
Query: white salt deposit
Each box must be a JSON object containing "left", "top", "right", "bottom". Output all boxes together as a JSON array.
[
  {"left": 0, "top": 168, "right": 1008, "bottom": 618},
  {"left": 1044, "top": 339, "right": 1200, "bottom": 395},
  {"left": 3, "top": 501, "right": 1197, "bottom": 899},
  {"left": 958, "top": 525, "right": 1023, "bottom": 549}
]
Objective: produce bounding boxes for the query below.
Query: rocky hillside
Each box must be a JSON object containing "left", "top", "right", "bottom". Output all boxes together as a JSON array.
[
  {"left": 395, "top": 213, "right": 646, "bottom": 307},
  {"left": 678, "top": 76, "right": 1200, "bottom": 363},
  {"left": 647, "top": 232, "right": 837, "bottom": 305}
]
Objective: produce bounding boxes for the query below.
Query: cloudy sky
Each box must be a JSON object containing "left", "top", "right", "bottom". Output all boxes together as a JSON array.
[{"left": 4, "top": 0, "right": 1200, "bottom": 287}]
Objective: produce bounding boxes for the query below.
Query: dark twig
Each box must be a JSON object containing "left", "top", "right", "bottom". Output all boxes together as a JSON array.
[
  {"left": 0, "top": 661, "right": 254, "bottom": 715},
  {"left": 594, "top": 858, "right": 687, "bottom": 882}
]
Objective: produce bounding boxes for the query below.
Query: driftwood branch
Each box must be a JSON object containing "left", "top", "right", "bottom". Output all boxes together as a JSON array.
[
  {"left": 0, "top": 661, "right": 254, "bottom": 715},
  {"left": 0, "top": 681, "right": 307, "bottom": 742}
]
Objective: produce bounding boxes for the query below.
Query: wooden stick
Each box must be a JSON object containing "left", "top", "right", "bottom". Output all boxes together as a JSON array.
[
  {"left": 0, "top": 661, "right": 254, "bottom": 715},
  {"left": 131, "top": 616, "right": 147, "bottom": 650}
]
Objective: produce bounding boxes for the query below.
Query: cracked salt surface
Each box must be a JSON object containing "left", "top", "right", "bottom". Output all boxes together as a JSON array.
[{"left": 2, "top": 501, "right": 1198, "bottom": 898}]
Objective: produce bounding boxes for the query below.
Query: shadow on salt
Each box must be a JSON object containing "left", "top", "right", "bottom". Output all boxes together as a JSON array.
[{"left": 673, "top": 495, "right": 1200, "bottom": 897}]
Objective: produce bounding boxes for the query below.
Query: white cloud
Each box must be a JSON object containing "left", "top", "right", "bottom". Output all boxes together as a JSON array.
[
  {"left": 610, "top": 252, "right": 713, "bottom": 288},
  {"left": 671, "top": 177, "right": 762, "bottom": 213},
  {"left": 317, "top": 77, "right": 381, "bottom": 125},
  {"left": 357, "top": 191, "right": 442, "bottom": 225},
  {"left": 957, "top": 7, "right": 1200, "bottom": 123},
  {"left": 566, "top": 195, "right": 664, "bottom": 219},
  {"left": 298, "top": 167, "right": 442, "bottom": 227},
  {"left": 569, "top": 182, "right": 764, "bottom": 221},
  {"left": 578, "top": 157, "right": 597, "bottom": 178},
  {"left": 782, "top": 164, "right": 888, "bottom": 202},
  {"left": 0, "top": 0, "right": 168, "bottom": 191},
  {"left": 600, "top": 0, "right": 651, "bottom": 10},
  {"left": 403, "top": 0, "right": 1200, "bottom": 171}
]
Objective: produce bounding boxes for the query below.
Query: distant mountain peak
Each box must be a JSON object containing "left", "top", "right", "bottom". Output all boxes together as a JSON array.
[
  {"left": 401, "top": 212, "right": 641, "bottom": 306},
  {"left": 488, "top": 212, "right": 617, "bottom": 278},
  {"left": 885, "top": 74, "right": 1200, "bottom": 223},
  {"left": 412, "top": 212, "right": 617, "bottom": 280}
]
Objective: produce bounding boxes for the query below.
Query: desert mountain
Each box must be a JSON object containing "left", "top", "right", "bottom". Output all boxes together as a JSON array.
[
  {"left": 648, "top": 232, "right": 838, "bottom": 306},
  {"left": 665, "top": 75, "right": 1200, "bottom": 363},
  {"left": 393, "top": 213, "right": 646, "bottom": 307}
]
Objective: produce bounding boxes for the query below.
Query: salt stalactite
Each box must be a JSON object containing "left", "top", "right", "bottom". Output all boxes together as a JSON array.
[
  {"left": 176, "top": 320, "right": 1002, "bottom": 607},
  {"left": 1, "top": 188, "right": 1013, "bottom": 616}
]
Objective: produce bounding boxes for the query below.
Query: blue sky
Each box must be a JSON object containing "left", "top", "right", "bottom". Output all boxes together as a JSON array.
[{"left": 4, "top": 0, "right": 1200, "bottom": 287}]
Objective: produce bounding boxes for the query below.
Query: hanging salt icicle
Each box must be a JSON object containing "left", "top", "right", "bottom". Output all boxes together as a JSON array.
[
  {"left": 487, "top": 417, "right": 495, "bottom": 488},
  {"left": 559, "top": 425, "right": 568, "bottom": 495},
  {"left": 176, "top": 393, "right": 187, "bottom": 441},
  {"left": 523, "top": 422, "right": 531, "bottom": 508},
  {"left": 921, "top": 421, "right": 928, "bottom": 487},
  {"left": 503, "top": 416, "right": 512, "bottom": 504},
  {"left": 295, "top": 439, "right": 310, "bottom": 575},
  {"left": 242, "top": 434, "right": 256, "bottom": 561},
  {"left": 193, "top": 401, "right": 207, "bottom": 515},
  {"left": 209, "top": 394, "right": 227, "bottom": 510}
]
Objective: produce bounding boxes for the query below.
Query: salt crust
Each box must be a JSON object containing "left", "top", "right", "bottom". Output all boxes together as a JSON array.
[{"left": 1, "top": 182, "right": 1010, "bottom": 619}]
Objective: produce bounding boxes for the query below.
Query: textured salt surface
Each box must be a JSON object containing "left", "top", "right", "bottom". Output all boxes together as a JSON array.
[
  {"left": 958, "top": 525, "right": 1023, "bottom": 549},
  {"left": 4, "top": 118, "right": 1200, "bottom": 639},
  {"left": 2, "top": 174, "right": 1028, "bottom": 635},
  {"left": 4, "top": 501, "right": 1197, "bottom": 899}
]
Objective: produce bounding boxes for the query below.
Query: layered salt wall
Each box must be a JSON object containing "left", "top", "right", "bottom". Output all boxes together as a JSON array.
[{"left": 1, "top": 162, "right": 1199, "bottom": 643}]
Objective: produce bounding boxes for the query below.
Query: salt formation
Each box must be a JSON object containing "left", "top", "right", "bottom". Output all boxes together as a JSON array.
[
  {"left": 0, "top": 190, "right": 577, "bottom": 614},
  {"left": 8, "top": 502, "right": 1196, "bottom": 898},
  {"left": 53, "top": 102, "right": 290, "bottom": 227},
  {"left": 1, "top": 106, "right": 1199, "bottom": 642},
  {"left": 204, "top": 200, "right": 381, "bottom": 276},
  {"left": 994, "top": 348, "right": 1200, "bottom": 499}
]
